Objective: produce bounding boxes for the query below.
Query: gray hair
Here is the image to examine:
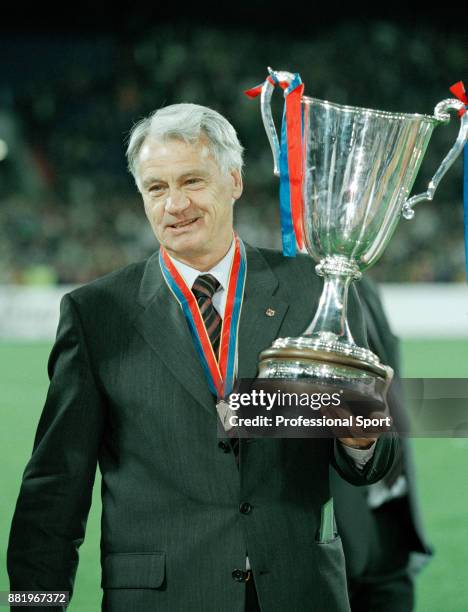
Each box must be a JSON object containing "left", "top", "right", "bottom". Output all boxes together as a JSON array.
[{"left": 126, "top": 103, "right": 244, "bottom": 189}]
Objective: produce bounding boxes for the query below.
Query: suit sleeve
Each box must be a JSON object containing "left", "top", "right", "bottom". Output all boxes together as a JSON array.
[
  {"left": 331, "top": 433, "right": 400, "bottom": 486},
  {"left": 7, "top": 293, "right": 105, "bottom": 609}
]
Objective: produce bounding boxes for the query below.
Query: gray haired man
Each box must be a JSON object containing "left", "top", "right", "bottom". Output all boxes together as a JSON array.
[{"left": 8, "top": 103, "right": 403, "bottom": 611}]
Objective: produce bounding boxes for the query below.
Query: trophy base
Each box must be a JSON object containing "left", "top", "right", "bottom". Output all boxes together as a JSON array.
[{"left": 258, "top": 335, "right": 393, "bottom": 405}]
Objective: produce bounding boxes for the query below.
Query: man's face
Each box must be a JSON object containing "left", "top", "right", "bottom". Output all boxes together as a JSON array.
[{"left": 137, "top": 134, "right": 243, "bottom": 266}]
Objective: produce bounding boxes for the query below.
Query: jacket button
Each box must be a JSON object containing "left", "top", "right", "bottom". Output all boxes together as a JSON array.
[
  {"left": 218, "top": 441, "right": 231, "bottom": 453},
  {"left": 232, "top": 569, "right": 248, "bottom": 582},
  {"left": 239, "top": 502, "right": 252, "bottom": 514}
]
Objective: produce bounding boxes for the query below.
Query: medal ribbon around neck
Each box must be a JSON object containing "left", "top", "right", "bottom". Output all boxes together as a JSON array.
[{"left": 159, "top": 234, "right": 247, "bottom": 399}]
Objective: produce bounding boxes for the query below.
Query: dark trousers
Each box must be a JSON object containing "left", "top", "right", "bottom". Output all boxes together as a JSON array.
[
  {"left": 350, "top": 570, "right": 414, "bottom": 612},
  {"left": 348, "top": 497, "right": 415, "bottom": 612}
]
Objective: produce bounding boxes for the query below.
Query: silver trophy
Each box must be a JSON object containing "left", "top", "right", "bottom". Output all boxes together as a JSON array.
[{"left": 257, "top": 68, "right": 468, "bottom": 401}]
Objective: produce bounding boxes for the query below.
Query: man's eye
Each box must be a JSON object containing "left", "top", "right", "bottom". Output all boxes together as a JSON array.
[
  {"left": 185, "top": 178, "right": 203, "bottom": 186},
  {"left": 148, "top": 185, "right": 165, "bottom": 194}
]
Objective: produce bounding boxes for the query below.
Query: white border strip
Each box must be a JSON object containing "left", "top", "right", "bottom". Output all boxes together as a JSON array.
[
  {"left": 380, "top": 283, "right": 468, "bottom": 339},
  {"left": 0, "top": 283, "right": 467, "bottom": 340}
]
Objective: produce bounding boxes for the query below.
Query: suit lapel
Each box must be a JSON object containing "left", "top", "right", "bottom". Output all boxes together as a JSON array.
[
  {"left": 237, "top": 245, "right": 289, "bottom": 380},
  {"left": 133, "top": 244, "right": 290, "bottom": 413},
  {"left": 133, "top": 251, "right": 216, "bottom": 417}
]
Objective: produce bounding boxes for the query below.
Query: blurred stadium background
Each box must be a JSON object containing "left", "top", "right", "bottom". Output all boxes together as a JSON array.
[{"left": 1, "top": 8, "right": 467, "bottom": 611}]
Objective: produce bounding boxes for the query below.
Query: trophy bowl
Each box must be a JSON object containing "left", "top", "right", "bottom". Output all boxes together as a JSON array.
[{"left": 255, "top": 69, "right": 468, "bottom": 402}]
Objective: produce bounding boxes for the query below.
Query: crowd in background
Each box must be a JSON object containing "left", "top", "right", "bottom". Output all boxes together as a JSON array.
[{"left": 1, "top": 22, "right": 466, "bottom": 284}]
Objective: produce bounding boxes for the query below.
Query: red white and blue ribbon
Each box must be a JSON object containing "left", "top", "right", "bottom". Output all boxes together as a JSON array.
[
  {"left": 449, "top": 81, "right": 468, "bottom": 280},
  {"left": 245, "top": 73, "right": 305, "bottom": 257},
  {"left": 159, "top": 234, "right": 247, "bottom": 399}
]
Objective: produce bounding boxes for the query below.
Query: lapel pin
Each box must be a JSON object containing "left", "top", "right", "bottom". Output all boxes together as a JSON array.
[{"left": 265, "top": 308, "right": 276, "bottom": 317}]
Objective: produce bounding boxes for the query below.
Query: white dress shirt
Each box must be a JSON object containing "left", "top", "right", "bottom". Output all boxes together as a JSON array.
[{"left": 169, "top": 239, "right": 235, "bottom": 319}]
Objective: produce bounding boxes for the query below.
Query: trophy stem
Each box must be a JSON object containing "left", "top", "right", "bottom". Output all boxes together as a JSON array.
[
  {"left": 305, "top": 272, "right": 354, "bottom": 343},
  {"left": 304, "top": 255, "right": 361, "bottom": 344}
]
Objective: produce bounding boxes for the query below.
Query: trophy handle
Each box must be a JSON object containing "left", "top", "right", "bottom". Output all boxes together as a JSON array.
[
  {"left": 402, "top": 98, "right": 468, "bottom": 219},
  {"left": 260, "top": 67, "right": 297, "bottom": 177}
]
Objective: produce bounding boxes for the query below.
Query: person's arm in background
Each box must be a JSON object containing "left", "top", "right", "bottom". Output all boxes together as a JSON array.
[{"left": 7, "top": 293, "right": 105, "bottom": 611}]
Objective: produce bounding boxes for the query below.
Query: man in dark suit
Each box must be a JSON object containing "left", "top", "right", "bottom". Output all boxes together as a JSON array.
[{"left": 8, "top": 103, "right": 399, "bottom": 611}]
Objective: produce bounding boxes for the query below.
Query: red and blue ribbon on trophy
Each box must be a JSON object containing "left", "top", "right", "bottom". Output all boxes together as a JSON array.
[
  {"left": 245, "top": 73, "right": 305, "bottom": 257},
  {"left": 449, "top": 81, "right": 468, "bottom": 279}
]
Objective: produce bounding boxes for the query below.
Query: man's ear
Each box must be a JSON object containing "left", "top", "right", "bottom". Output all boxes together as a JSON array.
[{"left": 230, "top": 168, "right": 243, "bottom": 201}]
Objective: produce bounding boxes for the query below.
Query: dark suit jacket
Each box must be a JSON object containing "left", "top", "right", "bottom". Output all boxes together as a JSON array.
[{"left": 8, "top": 244, "right": 399, "bottom": 612}]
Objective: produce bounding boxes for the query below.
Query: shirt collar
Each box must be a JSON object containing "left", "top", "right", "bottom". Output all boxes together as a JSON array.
[{"left": 167, "top": 239, "right": 235, "bottom": 291}]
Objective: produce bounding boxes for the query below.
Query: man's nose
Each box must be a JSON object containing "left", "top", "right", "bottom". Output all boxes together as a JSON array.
[{"left": 164, "top": 189, "right": 190, "bottom": 214}]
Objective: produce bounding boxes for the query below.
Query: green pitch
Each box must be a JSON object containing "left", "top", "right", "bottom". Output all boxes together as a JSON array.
[{"left": 1, "top": 339, "right": 467, "bottom": 611}]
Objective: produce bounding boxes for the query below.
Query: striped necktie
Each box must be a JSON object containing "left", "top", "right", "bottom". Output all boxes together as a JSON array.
[
  {"left": 191, "top": 274, "right": 222, "bottom": 359},
  {"left": 192, "top": 274, "right": 240, "bottom": 462}
]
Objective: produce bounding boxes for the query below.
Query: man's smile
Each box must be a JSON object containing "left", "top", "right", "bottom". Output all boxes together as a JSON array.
[{"left": 167, "top": 216, "right": 202, "bottom": 231}]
